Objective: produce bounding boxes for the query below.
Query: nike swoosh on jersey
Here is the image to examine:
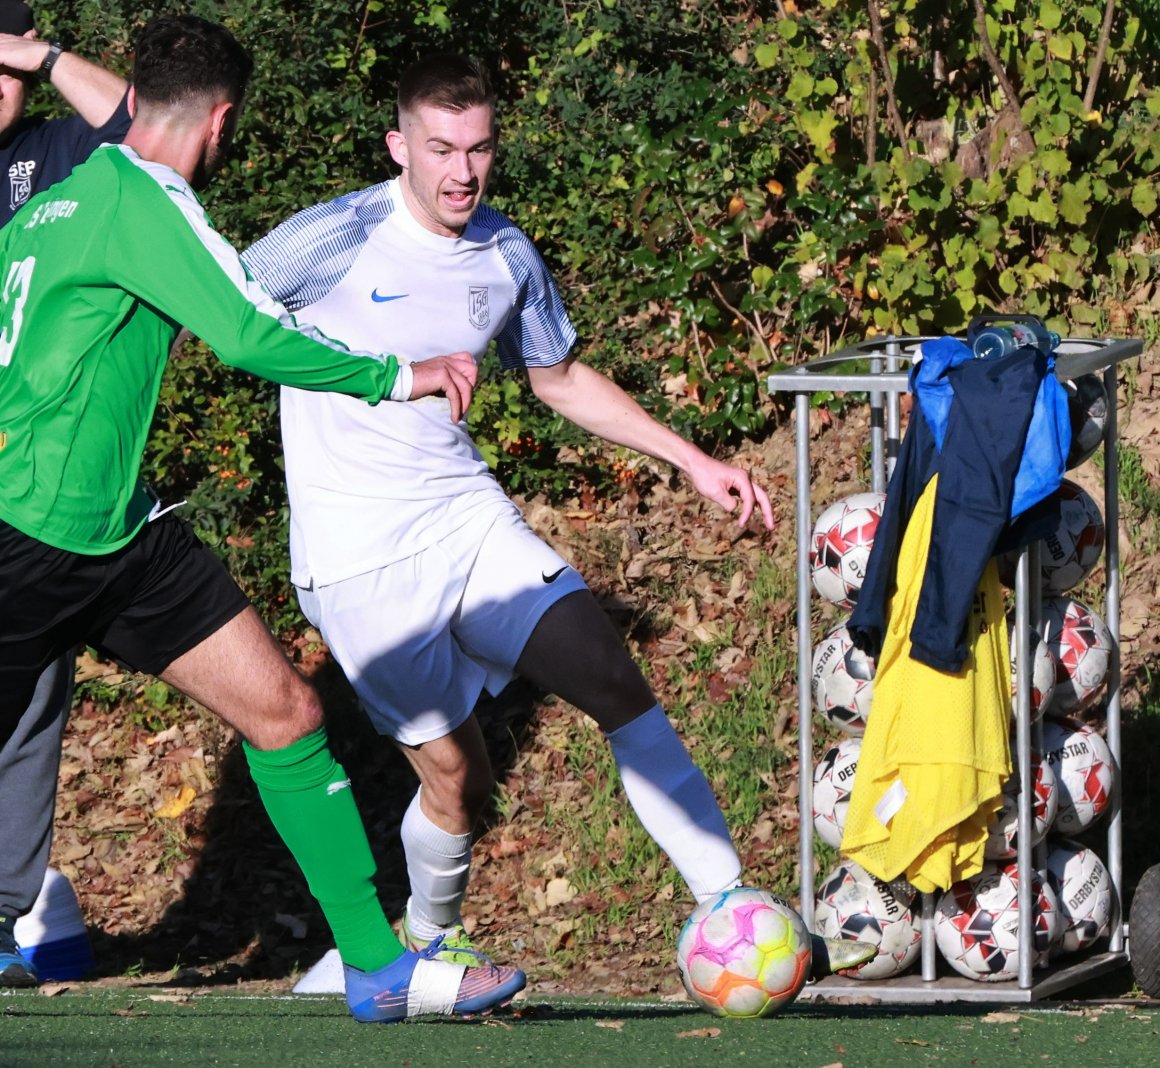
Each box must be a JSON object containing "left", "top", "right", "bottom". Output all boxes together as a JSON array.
[
  {"left": 542, "top": 567, "right": 569, "bottom": 584},
  {"left": 371, "top": 290, "right": 408, "bottom": 303}
]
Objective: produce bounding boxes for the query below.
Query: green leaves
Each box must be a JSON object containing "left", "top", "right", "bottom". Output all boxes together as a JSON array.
[
  {"left": 27, "top": 0, "right": 1158, "bottom": 622},
  {"left": 1131, "top": 181, "right": 1158, "bottom": 218}
]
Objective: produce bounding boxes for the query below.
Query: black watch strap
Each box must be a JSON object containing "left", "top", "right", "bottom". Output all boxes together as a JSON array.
[{"left": 38, "top": 41, "right": 66, "bottom": 83}]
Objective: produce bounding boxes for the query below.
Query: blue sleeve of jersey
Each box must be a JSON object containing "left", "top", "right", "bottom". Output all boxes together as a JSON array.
[
  {"left": 243, "top": 183, "right": 393, "bottom": 310},
  {"left": 482, "top": 212, "right": 576, "bottom": 369},
  {"left": 38, "top": 99, "right": 131, "bottom": 173},
  {"left": 93, "top": 94, "right": 132, "bottom": 144}
]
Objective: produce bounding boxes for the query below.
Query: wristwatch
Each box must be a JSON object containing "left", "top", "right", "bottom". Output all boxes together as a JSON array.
[{"left": 38, "top": 41, "right": 66, "bottom": 83}]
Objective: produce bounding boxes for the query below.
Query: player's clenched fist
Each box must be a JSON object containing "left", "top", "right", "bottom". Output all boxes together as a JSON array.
[{"left": 408, "top": 351, "right": 478, "bottom": 421}]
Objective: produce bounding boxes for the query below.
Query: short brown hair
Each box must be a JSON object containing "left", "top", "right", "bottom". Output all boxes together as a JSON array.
[{"left": 397, "top": 54, "right": 495, "bottom": 116}]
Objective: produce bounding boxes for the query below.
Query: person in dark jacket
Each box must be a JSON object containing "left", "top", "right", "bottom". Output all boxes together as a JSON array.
[{"left": 0, "top": 0, "right": 129, "bottom": 986}]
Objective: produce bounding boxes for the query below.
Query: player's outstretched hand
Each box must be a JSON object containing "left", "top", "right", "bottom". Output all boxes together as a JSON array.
[
  {"left": 687, "top": 454, "right": 774, "bottom": 530},
  {"left": 409, "top": 352, "right": 478, "bottom": 422}
]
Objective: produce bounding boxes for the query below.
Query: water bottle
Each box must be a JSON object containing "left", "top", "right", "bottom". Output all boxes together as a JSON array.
[{"left": 971, "top": 322, "right": 1061, "bottom": 360}]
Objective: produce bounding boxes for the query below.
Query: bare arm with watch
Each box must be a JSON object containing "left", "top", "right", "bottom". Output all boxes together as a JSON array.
[{"left": 0, "top": 31, "right": 127, "bottom": 127}]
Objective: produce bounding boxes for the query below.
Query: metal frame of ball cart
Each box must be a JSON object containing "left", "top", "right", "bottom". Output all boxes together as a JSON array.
[{"left": 766, "top": 334, "right": 1142, "bottom": 1004}]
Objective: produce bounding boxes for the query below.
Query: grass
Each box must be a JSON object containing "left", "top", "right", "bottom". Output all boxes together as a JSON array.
[
  {"left": 2, "top": 989, "right": 1158, "bottom": 1068},
  {"left": 1117, "top": 441, "right": 1160, "bottom": 554}
]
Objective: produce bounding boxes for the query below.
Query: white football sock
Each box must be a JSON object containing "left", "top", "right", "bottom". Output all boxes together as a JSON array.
[
  {"left": 401, "top": 789, "right": 473, "bottom": 940},
  {"left": 606, "top": 703, "right": 742, "bottom": 902}
]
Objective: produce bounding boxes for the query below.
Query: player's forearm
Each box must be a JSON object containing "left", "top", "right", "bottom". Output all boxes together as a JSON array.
[
  {"left": 114, "top": 166, "right": 399, "bottom": 405},
  {"left": 48, "top": 51, "right": 128, "bottom": 127},
  {"left": 531, "top": 361, "right": 702, "bottom": 474},
  {"left": 222, "top": 327, "right": 401, "bottom": 403}
]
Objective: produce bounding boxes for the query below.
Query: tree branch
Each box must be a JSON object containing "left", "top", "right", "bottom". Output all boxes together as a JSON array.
[
  {"left": 1083, "top": 0, "right": 1117, "bottom": 113},
  {"left": 866, "top": 1, "right": 909, "bottom": 159},
  {"left": 971, "top": 0, "right": 1024, "bottom": 114},
  {"left": 865, "top": 52, "right": 879, "bottom": 166}
]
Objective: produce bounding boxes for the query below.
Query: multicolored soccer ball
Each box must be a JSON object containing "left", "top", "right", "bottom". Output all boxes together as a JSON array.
[
  {"left": 984, "top": 750, "right": 1058, "bottom": 861},
  {"left": 1041, "top": 719, "right": 1115, "bottom": 835},
  {"left": 935, "top": 861, "right": 1061, "bottom": 981},
  {"left": 812, "top": 737, "right": 862, "bottom": 850},
  {"left": 1040, "top": 596, "right": 1114, "bottom": 714},
  {"left": 1045, "top": 839, "right": 1116, "bottom": 955},
  {"left": 809, "top": 492, "right": 886, "bottom": 608},
  {"left": 997, "top": 480, "right": 1105, "bottom": 595},
  {"left": 1005, "top": 617, "right": 1057, "bottom": 724},
  {"left": 811, "top": 624, "right": 876, "bottom": 735},
  {"left": 676, "top": 888, "right": 813, "bottom": 1017},
  {"left": 815, "top": 860, "right": 921, "bottom": 980},
  {"left": 1063, "top": 373, "right": 1108, "bottom": 470}
]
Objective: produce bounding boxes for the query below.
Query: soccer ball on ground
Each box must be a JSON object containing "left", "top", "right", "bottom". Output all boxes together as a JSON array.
[
  {"left": 814, "top": 859, "right": 921, "bottom": 980},
  {"left": 812, "top": 737, "right": 862, "bottom": 851},
  {"left": 809, "top": 492, "right": 886, "bottom": 608},
  {"left": 1045, "top": 839, "right": 1115, "bottom": 955},
  {"left": 811, "top": 624, "right": 876, "bottom": 735},
  {"left": 935, "top": 861, "right": 1061, "bottom": 981},
  {"left": 1064, "top": 374, "right": 1109, "bottom": 470},
  {"left": 997, "top": 480, "right": 1105, "bottom": 595},
  {"left": 1005, "top": 617, "right": 1057, "bottom": 724},
  {"left": 676, "top": 887, "right": 812, "bottom": 1017},
  {"left": 1040, "top": 596, "right": 1115, "bottom": 715},
  {"left": 983, "top": 750, "right": 1058, "bottom": 861},
  {"left": 1041, "top": 719, "right": 1115, "bottom": 835}
]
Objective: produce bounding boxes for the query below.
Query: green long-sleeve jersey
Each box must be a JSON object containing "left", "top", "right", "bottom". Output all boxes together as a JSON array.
[{"left": 0, "top": 144, "right": 398, "bottom": 555}]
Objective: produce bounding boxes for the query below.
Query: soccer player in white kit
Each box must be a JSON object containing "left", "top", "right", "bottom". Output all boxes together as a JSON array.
[{"left": 244, "top": 54, "right": 853, "bottom": 972}]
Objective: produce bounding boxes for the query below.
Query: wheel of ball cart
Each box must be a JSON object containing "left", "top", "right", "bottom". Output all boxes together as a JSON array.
[{"left": 1130, "top": 863, "right": 1160, "bottom": 997}]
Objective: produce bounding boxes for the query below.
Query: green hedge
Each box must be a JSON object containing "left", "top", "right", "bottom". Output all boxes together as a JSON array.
[{"left": 28, "top": 0, "right": 1160, "bottom": 622}]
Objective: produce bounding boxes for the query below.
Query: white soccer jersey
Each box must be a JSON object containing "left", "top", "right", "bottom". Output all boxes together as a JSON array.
[{"left": 243, "top": 178, "right": 576, "bottom": 586}]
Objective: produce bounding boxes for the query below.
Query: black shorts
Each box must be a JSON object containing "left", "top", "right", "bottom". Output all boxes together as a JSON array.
[{"left": 0, "top": 513, "right": 249, "bottom": 729}]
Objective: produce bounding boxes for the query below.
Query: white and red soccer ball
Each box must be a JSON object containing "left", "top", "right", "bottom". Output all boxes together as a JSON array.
[
  {"left": 814, "top": 860, "right": 921, "bottom": 980},
  {"left": 1005, "top": 618, "right": 1057, "bottom": 724},
  {"left": 998, "top": 480, "right": 1105, "bottom": 595},
  {"left": 984, "top": 750, "right": 1058, "bottom": 861},
  {"left": 809, "top": 492, "right": 886, "bottom": 608},
  {"left": 935, "top": 861, "right": 1061, "bottom": 981},
  {"left": 1045, "top": 839, "right": 1115, "bottom": 955},
  {"left": 1063, "top": 374, "right": 1108, "bottom": 470},
  {"left": 1041, "top": 719, "right": 1115, "bottom": 835},
  {"left": 811, "top": 624, "right": 875, "bottom": 735},
  {"left": 812, "top": 737, "right": 862, "bottom": 850},
  {"left": 1040, "top": 596, "right": 1114, "bottom": 714},
  {"left": 676, "top": 887, "right": 812, "bottom": 1017}
]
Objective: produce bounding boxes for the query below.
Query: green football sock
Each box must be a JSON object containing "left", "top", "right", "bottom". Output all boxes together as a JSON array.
[{"left": 243, "top": 727, "right": 403, "bottom": 973}]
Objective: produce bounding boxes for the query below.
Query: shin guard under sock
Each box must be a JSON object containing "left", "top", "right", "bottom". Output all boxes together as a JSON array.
[
  {"left": 244, "top": 728, "right": 402, "bottom": 972},
  {"left": 607, "top": 704, "right": 742, "bottom": 902}
]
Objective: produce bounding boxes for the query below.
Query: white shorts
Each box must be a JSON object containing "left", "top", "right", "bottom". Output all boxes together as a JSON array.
[{"left": 295, "top": 500, "right": 588, "bottom": 746}]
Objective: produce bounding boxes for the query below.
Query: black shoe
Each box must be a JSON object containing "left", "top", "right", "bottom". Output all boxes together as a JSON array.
[{"left": 0, "top": 914, "right": 38, "bottom": 988}]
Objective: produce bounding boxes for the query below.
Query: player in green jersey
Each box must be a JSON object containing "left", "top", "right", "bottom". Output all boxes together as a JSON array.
[{"left": 0, "top": 15, "right": 521, "bottom": 1022}]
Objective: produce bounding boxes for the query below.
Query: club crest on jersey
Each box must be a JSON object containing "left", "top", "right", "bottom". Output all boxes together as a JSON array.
[
  {"left": 8, "top": 160, "right": 36, "bottom": 213},
  {"left": 468, "top": 285, "right": 490, "bottom": 330}
]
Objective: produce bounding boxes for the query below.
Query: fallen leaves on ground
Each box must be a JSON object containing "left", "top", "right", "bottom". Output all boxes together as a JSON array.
[
  {"left": 676, "top": 1026, "right": 721, "bottom": 1039},
  {"left": 45, "top": 384, "right": 1160, "bottom": 999}
]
